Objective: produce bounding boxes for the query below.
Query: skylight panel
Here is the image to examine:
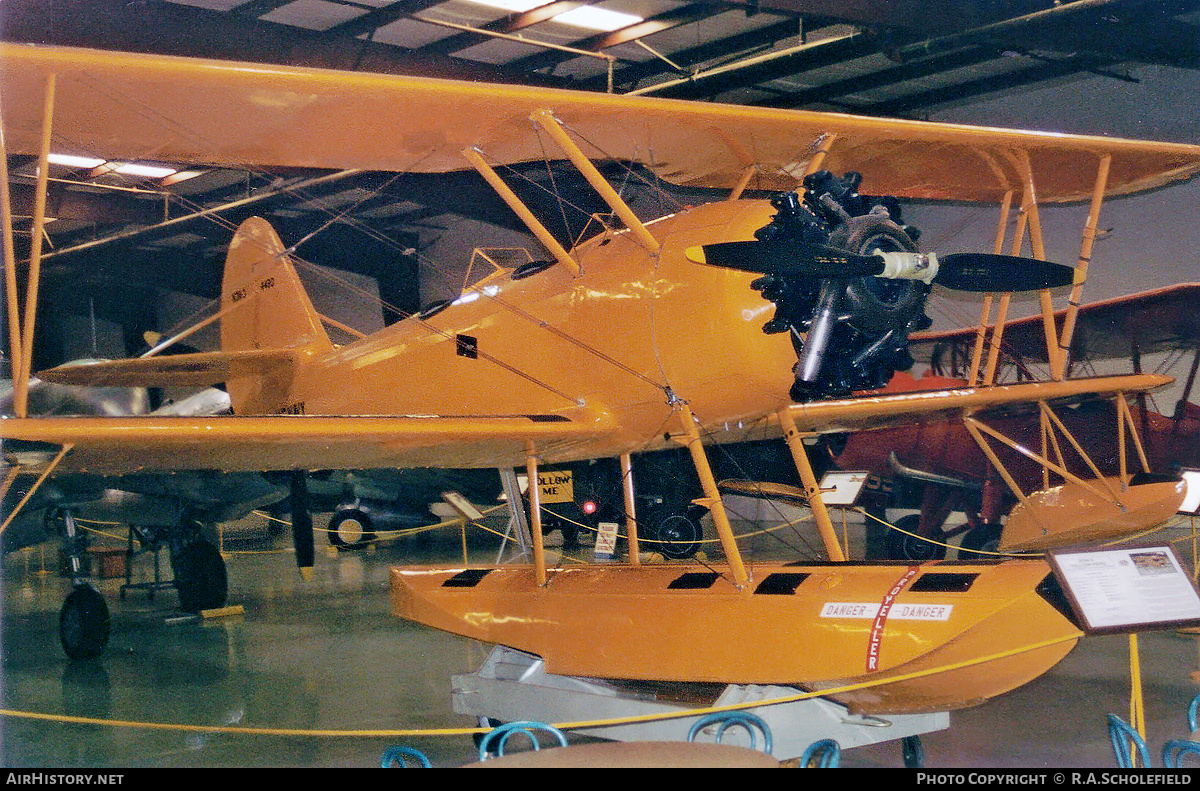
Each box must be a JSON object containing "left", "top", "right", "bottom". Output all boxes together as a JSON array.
[
  {"left": 47, "top": 154, "right": 106, "bottom": 169},
  {"left": 460, "top": 0, "right": 554, "bottom": 12},
  {"left": 552, "top": 5, "right": 642, "bottom": 31}
]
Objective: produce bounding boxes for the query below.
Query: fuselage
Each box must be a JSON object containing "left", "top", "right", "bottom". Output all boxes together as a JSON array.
[{"left": 275, "top": 199, "right": 798, "bottom": 463}]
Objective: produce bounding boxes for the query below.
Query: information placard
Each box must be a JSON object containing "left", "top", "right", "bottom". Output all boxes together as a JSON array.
[
  {"left": 442, "top": 491, "right": 483, "bottom": 522},
  {"left": 817, "top": 470, "right": 870, "bottom": 506},
  {"left": 1179, "top": 469, "right": 1200, "bottom": 515},
  {"left": 593, "top": 522, "right": 619, "bottom": 560},
  {"left": 1047, "top": 545, "right": 1200, "bottom": 634}
]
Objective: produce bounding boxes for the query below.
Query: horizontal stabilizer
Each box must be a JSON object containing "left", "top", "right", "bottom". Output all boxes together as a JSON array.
[{"left": 37, "top": 349, "right": 301, "bottom": 388}]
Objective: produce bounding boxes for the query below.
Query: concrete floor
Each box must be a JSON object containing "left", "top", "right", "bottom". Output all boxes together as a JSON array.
[{"left": 3, "top": 511, "right": 1200, "bottom": 769}]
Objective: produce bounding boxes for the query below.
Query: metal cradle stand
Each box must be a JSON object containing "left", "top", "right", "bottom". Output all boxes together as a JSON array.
[
  {"left": 495, "top": 468, "right": 532, "bottom": 564},
  {"left": 452, "top": 646, "right": 949, "bottom": 760},
  {"left": 119, "top": 524, "right": 175, "bottom": 601}
]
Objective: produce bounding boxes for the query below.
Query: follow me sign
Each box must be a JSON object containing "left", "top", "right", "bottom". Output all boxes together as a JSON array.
[{"left": 537, "top": 470, "right": 574, "bottom": 504}]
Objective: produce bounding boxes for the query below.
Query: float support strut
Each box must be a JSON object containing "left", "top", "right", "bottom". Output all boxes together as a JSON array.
[
  {"left": 673, "top": 402, "right": 747, "bottom": 588},
  {"left": 526, "top": 442, "right": 548, "bottom": 586},
  {"left": 620, "top": 453, "right": 640, "bottom": 566},
  {"left": 778, "top": 409, "right": 846, "bottom": 562}
]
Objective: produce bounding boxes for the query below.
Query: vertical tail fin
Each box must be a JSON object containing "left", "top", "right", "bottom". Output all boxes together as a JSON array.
[{"left": 221, "top": 217, "right": 332, "bottom": 413}]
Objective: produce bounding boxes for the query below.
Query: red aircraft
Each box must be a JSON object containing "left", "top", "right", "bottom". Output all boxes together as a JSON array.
[{"left": 831, "top": 283, "right": 1200, "bottom": 560}]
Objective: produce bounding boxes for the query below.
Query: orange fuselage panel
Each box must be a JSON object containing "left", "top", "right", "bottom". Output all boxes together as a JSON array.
[{"left": 261, "top": 200, "right": 795, "bottom": 460}]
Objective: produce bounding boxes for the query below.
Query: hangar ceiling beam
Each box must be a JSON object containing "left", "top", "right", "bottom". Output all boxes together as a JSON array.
[
  {"left": 631, "top": 30, "right": 877, "bottom": 100},
  {"left": 583, "top": 17, "right": 803, "bottom": 92},
  {"left": 0, "top": 0, "right": 566, "bottom": 86},
  {"left": 721, "top": 0, "right": 1051, "bottom": 34},
  {"left": 632, "top": 0, "right": 1200, "bottom": 108},
  {"left": 415, "top": 1, "right": 592, "bottom": 56},
  {"left": 320, "top": 0, "right": 448, "bottom": 40},
  {"left": 997, "top": 14, "right": 1200, "bottom": 70},
  {"left": 756, "top": 45, "right": 997, "bottom": 110},
  {"left": 864, "top": 52, "right": 1116, "bottom": 115},
  {"left": 504, "top": 3, "right": 730, "bottom": 74}
]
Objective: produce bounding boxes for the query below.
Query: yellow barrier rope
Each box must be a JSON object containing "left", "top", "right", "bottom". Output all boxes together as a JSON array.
[
  {"left": 853, "top": 507, "right": 1027, "bottom": 558},
  {"left": 537, "top": 504, "right": 814, "bottom": 547},
  {"left": 0, "top": 630, "right": 1083, "bottom": 739}
]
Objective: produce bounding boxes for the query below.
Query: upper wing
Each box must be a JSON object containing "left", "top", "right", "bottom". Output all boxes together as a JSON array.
[
  {"left": 4, "top": 44, "right": 1200, "bottom": 203},
  {"left": 912, "top": 283, "right": 1200, "bottom": 364}
]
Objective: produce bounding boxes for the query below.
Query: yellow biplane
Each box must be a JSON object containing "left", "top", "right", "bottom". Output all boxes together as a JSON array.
[{"left": 2, "top": 44, "right": 1199, "bottom": 716}]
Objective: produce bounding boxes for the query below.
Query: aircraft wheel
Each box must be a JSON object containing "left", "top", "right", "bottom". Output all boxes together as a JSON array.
[
  {"left": 59, "top": 586, "right": 110, "bottom": 661},
  {"left": 958, "top": 523, "right": 1003, "bottom": 560},
  {"left": 652, "top": 508, "right": 704, "bottom": 559},
  {"left": 174, "top": 539, "right": 228, "bottom": 613},
  {"left": 902, "top": 735, "right": 925, "bottom": 768},
  {"left": 560, "top": 522, "right": 581, "bottom": 550},
  {"left": 884, "top": 514, "right": 946, "bottom": 561},
  {"left": 472, "top": 718, "right": 504, "bottom": 753},
  {"left": 328, "top": 508, "right": 375, "bottom": 551}
]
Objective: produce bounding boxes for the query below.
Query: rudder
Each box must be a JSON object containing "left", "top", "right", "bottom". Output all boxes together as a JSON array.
[{"left": 221, "top": 217, "right": 332, "bottom": 413}]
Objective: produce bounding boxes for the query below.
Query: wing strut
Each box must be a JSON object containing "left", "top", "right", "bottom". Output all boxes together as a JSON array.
[
  {"left": 968, "top": 189, "right": 1014, "bottom": 386},
  {"left": 779, "top": 408, "right": 847, "bottom": 562},
  {"left": 462, "top": 147, "right": 580, "bottom": 276},
  {"left": 0, "top": 444, "right": 73, "bottom": 537},
  {"left": 671, "top": 400, "right": 748, "bottom": 588},
  {"left": 10, "top": 73, "right": 55, "bottom": 418},
  {"left": 1058, "top": 154, "right": 1113, "bottom": 378},
  {"left": 531, "top": 110, "right": 661, "bottom": 256},
  {"left": 1010, "top": 151, "right": 1067, "bottom": 382},
  {"left": 620, "top": 452, "right": 640, "bottom": 567}
]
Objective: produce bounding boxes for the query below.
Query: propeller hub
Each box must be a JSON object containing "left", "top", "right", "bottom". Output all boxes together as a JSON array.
[{"left": 876, "top": 251, "right": 939, "bottom": 284}]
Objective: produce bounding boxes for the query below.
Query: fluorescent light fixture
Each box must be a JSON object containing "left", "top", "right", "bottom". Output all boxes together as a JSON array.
[
  {"left": 107, "top": 162, "right": 178, "bottom": 179},
  {"left": 462, "top": 0, "right": 552, "bottom": 12},
  {"left": 47, "top": 153, "right": 106, "bottom": 169},
  {"left": 162, "top": 170, "right": 204, "bottom": 186},
  {"left": 552, "top": 5, "right": 642, "bottom": 31}
]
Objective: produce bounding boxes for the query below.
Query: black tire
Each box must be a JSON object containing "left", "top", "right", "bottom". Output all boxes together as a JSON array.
[
  {"left": 472, "top": 718, "right": 504, "bottom": 753},
  {"left": 560, "top": 521, "right": 580, "bottom": 550},
  {"left": 959, "top": 523, "right": 1003, "bottom": 560},
  {"left": 328, "top": 508, "right": 375, "bottom": 551},
  {"left": 902, "top": 735, "right": 925, "bottom": 769},
  {"left": 174, "top": 539, "right": 228, "bottom": 613},
  {"left": 653, "top": 508, "right": 704, "bottom": 559},
  {"left": 884, "top": 514, "right": 947, "bottom": 561},
  {"left": 59, "top": 586, "right": 110, "bottom": 661}
]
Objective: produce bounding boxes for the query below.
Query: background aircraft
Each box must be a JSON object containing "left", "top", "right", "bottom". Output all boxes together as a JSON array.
[
  {"left": 829, "top": 283, "right": 1200, "bottom": 560},
  {"left": 0, "top": 370, "right": 502, "bottom": 658}
]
